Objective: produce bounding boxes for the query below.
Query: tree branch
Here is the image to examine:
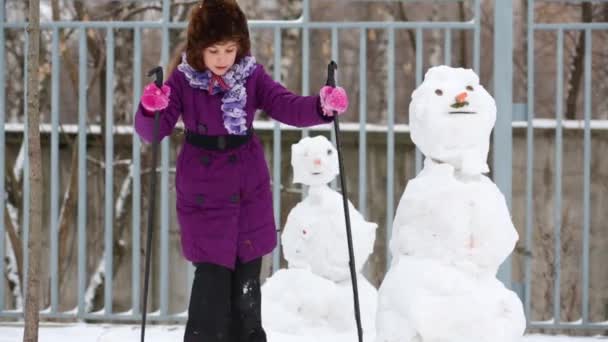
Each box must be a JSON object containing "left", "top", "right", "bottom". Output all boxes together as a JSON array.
[{"left": 119, "top": 1, "right": 200, "bottom": 21}]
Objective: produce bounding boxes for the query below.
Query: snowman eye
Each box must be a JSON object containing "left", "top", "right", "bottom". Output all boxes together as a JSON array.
[
  {"left": 327, "top": 149, "right": 333, "bottom": 155},
  {"left": 466, "top": 85, "right": 474, "bottom": 91},
  {"left": 435, "top": 89, "right": 443, "bottom": 96}
]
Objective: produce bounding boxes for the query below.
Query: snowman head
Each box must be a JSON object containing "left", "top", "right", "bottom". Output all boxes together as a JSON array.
[
  {"left": 409, "top": 66, "right": 496, "bottom": 168},
  {"left": 291, "top": 135, "right": 339, "bottom": 186}
]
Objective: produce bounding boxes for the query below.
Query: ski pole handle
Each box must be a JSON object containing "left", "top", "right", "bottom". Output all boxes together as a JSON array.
[
  {"left": 326, "top": 60, "right": 337, "bottom": 88},
  {"left": 147, "top": 66, "right": 164, "bottom": 89}
]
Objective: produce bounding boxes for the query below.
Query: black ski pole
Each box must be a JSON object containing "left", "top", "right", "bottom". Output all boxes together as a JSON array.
[
  {"left": 140, "top": 66, "right": 163, "bottom": 342},
  {"left": 326, "top": 60, "right": 363, "bottom": 342}
]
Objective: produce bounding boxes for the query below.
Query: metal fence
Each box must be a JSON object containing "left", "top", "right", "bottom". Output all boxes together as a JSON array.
[
  {"left": 522, "top": 0, "right": 608, "bottom": 330},
  {"left": 0, "top": 0, "right": 606, "bottom": 332}
]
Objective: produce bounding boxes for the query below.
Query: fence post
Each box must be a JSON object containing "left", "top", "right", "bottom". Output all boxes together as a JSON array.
[
  {"left": 493, "top": 0, "right": 514, "bottom": 289},
  {"left": 0, "top": 0, "right": 6, "bottom": 313}
]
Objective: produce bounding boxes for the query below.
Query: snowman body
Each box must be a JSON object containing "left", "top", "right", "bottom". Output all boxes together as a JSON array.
[{"left": 282, "top": 185, "right": 377, "bottom": 282}]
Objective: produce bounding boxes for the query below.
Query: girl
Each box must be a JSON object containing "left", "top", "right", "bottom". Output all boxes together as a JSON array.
[{"left": 134, "top": 1, "right": 348, "bottom": 341}]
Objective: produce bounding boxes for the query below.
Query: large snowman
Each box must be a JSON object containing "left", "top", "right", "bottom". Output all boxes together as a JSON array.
[
  {"left": 262, "top": 135, "right": 378, "bottom": 335},
  {"left": 375, "top": 66, "right": 526, "bottom": 342}
]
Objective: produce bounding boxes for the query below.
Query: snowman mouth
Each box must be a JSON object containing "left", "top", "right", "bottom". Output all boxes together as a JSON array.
[
  {"left": 448, "top": 111, "right": 477, "bottom": 115},
  {"left": 311, "top": 172, "right": 322, "bottom": 175}
]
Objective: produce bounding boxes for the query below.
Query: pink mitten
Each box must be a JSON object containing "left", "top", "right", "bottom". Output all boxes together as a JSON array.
[
  {"left": 141, "top": 82, "right": 171, "bottom": 114},
  {"left": 319, "top": 86, "right": 349, "bottom": 116}
]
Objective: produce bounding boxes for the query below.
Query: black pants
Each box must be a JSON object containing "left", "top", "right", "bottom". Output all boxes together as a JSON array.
[{"left": 184, "top": 258, "right": 267, "bottom": 342}]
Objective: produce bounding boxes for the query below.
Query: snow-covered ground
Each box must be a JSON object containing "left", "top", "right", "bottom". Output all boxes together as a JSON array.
[{"left": 0, "top": 324, "right": 606, "bottom": 342}]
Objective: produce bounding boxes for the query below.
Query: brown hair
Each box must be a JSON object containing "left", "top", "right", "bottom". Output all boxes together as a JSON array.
[{"left": 167, "top": 0, "right": 251, "bottom": 75}]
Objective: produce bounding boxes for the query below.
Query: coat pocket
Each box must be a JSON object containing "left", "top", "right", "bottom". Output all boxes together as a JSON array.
[{"left": 176, "top": 181, "right": 241, "bottom": 239}]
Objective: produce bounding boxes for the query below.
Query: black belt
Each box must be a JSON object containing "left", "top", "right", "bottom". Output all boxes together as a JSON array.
[{"left": 185, "top": 129, "right": 253, "bottom": 151}]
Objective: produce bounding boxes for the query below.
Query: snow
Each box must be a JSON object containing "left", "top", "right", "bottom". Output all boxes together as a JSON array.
[
  {"left": 4, "top": 236, "right": 23, "bottom": 310},
  {"left": 40, "top": 3, "right": 53, "bottom": 22},
  {"left": 13, "top": 141, "right": 25, "bottom": 184},
  {"left": 511, "top": 118, "right": 608, "bottom": 130},
  {"left": 262, "top": 269, "right": 377, "bottom": 335},
  {"left": 83, "top": 260, "right": 105, "bottom": 313},
  {"left": 0, "top": 324, "right": 605, "bottom": 342}
]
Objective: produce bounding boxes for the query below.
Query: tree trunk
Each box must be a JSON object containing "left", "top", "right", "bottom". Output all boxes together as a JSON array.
[
  {"left": 565, "top": 2, "right": 593, "bottom": 119},
  {"left": 396, "top": 3, "right": 416, "bottom": 53},
  {"left": 23, "top": 0, "right": 42, "bottom": 340},
  {"left": 459, "top": 1, "right": 468, "bottom": 67},
  {"left": 57, "top": 140, "right": 79, "bottom": 290}
]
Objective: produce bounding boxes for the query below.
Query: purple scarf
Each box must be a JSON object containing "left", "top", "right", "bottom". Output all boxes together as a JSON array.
[{"left": 177, "top": 53, "right": 257, "bottom": 135}]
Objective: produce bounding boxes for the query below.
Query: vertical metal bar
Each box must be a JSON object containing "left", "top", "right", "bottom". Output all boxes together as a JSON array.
[
  {"left": 272, "top": 27, "right": 282, "bottom": 275},
  {"left": 414, "top": 29, "right": 423, "bottom": 174},
  {"left": 493, "top": 0, "right": 514, "bottom": 288},
  {"left": 301, "top": 0, "right": 310, "bottom": 139},
  {"left": 444, "top": 28, "right": 451, "bottom": 66},
  {"left": 301, "top": 0, "right": 310, "bottom": 22},
  {"left": 385, "top": 27, "right": 395, "bottom": 269},
  {"left": 581, "top": 28, "right": 591, "bottom": 324},
  {"left": 473, "top": 0, "right": 481, "bottom": 74},
  {"left": 553, "top": 29, "right": 564, "bottom": 324},
  {"left": 104, "top": 27, "right": 115, "bottom": 316},
  {"left": 358, "top": 28, "right": 367, "bottom": 217},
  {"left": 132, "top": 27, "right": 142, "bottom": 316},
  {"left": 0, "top": 2, "right": 7, "bottom": 312},
  {"left": 160, "top": 0, "right": 171, "bottom": 316},
  {"left": 300, "top": 1, "right": 311, "bottom": 198},
  {"left": 524, "top": 0, "right": 535, "bottom": 320},
  {"left": 330, "top": 27, "right": 338, "bottom": 190},
  {"left": 50, "top": 27, "right": 61, "bottom": 314},
  {"left": 22, "top": 31, "right": 30, "bottom": 304},
  {"left": 77, "top": 27, "right": 88, "bottom": 316}
]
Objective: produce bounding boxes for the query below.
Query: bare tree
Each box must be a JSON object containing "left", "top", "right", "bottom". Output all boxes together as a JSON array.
[
  {"left": 565, "top": 1, "right": 593, "bottom": 119},
  {"left": 23, "top": 0, "right": 42, "bottom": 340},
  {"left": 458, "top": 1, "right": 468, "bottom": 68}
]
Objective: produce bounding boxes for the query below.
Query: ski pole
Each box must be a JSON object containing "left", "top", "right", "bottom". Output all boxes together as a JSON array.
[
  {"left": 141, "top": 66, "right": 163, "bottom": 342},
  {"left": 326, "top": 60, "right": 363, "bottom": 342}
]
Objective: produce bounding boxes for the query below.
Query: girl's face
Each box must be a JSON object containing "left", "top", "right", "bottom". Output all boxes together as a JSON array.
[{"left": 203, "top": 41, "right": 238, "bottom": 76}]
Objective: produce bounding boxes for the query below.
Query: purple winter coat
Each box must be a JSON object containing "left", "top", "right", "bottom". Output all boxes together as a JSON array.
[{"left": 134, "top": 63, "right": 331, "bottom": 269}]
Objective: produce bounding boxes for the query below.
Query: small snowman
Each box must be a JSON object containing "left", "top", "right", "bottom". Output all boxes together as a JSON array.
[
  {"left": 375, "top": 66, "right": 526, "bottom": 342},
  {"left": 262, "top": 135, "right": 378, "bottom": 335},
  {"left": 282, "top": 135, "right": 377, "bottom": 283}
]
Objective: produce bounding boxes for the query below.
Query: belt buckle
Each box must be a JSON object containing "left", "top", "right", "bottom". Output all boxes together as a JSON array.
[{"left": 217, "top": 136, "right": 227, "bottom": 150}]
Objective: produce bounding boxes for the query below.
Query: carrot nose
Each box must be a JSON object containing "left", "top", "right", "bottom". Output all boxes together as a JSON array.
[
  {"left": 313, "top": 159, "right": 322, "bottom": 166},
  {"left": 455, "top": 92, "right": 468, "bottom": 103}
]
